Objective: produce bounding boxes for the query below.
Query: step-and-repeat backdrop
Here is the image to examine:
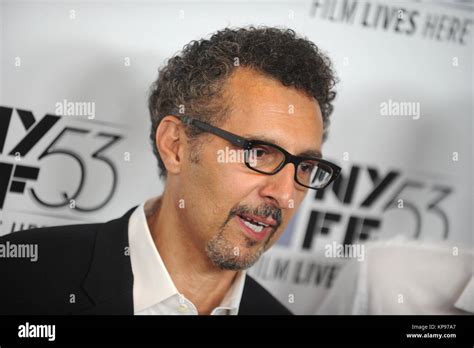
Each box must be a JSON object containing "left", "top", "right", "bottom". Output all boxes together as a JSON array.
[{"left": 1, "top": 0, "right": 472, "bottom": 314}]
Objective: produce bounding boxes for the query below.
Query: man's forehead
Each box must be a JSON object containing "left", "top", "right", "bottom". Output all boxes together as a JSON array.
[
  {"left": 226, "top": 68, "right": 316, "bottom": 106},
  {"left": 221, "top": 69, "right": 324, "bottom": 157},
  {"left": 224, "top": 68, "right": 321, "bottom": 118}
]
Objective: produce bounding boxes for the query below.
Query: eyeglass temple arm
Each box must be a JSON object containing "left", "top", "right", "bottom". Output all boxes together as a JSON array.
[{"left": 178, "top": 115, "right": 247, "bottom": 148}]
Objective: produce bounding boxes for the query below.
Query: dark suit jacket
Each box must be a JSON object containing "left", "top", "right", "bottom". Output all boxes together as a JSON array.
[{"left": 0, "top": 207, "right": 292, "bottom": 315}]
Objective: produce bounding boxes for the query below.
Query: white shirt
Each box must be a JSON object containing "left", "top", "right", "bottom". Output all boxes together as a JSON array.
[
  {"left": 316, "top": 236, "right": 474, "bottom": 315},
  {"left": 128, "top": 197, "right": 246, "bottom": 315}
]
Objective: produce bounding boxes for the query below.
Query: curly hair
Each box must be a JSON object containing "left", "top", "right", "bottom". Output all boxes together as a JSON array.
[{"left": 148, "top": 26, "right": 337, "bottom": 178}]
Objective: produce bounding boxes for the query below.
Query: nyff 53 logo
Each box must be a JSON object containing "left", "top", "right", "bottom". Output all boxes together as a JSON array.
[{"left": 0, "top": 106, "right": 124, "bottom": 212}]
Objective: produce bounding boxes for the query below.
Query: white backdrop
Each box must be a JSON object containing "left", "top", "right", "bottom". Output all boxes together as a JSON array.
[{"left": 1, "top": 0, "right": 472, "bottom": 314}]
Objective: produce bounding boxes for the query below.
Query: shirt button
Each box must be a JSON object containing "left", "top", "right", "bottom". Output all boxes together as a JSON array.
[{"left": 177, "top": 303, "right": 189, "bottom": 313}]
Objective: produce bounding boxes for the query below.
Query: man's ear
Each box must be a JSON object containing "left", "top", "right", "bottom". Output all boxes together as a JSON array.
[{"left": 155, "top": 115, "right": 185, "bottom": 175}]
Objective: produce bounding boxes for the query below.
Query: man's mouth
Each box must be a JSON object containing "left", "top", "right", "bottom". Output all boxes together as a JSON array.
[{"left": 235, "top": 213, "right": 277, "bottom": 241}]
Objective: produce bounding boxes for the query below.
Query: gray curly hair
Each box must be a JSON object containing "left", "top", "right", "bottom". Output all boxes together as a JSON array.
[{"left": 148, "top": 26, "right": 337, "bottom": 178}]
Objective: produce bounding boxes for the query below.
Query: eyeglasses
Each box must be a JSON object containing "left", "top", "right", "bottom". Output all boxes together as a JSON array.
[{"left": 172, "top": 114, "right": 341, "bottom": 190}]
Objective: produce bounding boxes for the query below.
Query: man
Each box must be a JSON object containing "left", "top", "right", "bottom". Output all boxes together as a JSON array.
[{"left": 0, "top": 27, "right": 339, "bottom": 315}]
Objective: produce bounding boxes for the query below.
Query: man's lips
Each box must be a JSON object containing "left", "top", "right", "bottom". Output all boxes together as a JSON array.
[
  {"left": 237, "top": 212, "right": 278, "bottom": 228},
  {"left": 235, "top": 214, "right": 276, "bottom": 242}
]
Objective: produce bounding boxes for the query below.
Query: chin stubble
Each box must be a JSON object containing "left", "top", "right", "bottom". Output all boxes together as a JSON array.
[{"left": 205, "top": 204, "right": 281, "bottom": 271}]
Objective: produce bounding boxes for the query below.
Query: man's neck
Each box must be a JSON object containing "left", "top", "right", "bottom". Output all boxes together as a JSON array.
[{"left": 146, "top": 193, "right": 238, "bottom": 314}]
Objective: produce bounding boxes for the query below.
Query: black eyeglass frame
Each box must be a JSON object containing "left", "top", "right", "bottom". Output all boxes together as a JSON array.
[{"left": 172, "top": 114, "right": 341, "bottom": 190}]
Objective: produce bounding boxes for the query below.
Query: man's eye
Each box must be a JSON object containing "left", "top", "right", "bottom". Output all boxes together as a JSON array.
[
  {"left": 300, "top": 163, "right": 315, "bottom": 172},
  {"left": 255, "top": 148, "right": 269, "bottom": 157}
]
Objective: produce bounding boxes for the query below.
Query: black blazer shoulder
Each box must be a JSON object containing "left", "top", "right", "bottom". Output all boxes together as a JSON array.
[
  {"left": 239, "top": 276, "right": 292, "bottom": 315},
  {"left": 0, "top": 206, "right": 292, "bottom": 315},
  {"left": 0, "top": 208, "right": 135, "bottom": 315}
]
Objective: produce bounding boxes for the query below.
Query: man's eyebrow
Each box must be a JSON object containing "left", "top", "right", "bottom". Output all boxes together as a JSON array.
[
  {"left": 242, "top": 134, "right": 323, "bottom": 158},
  {"left": 298, "top": 149, "right": 323, "bottom": 158}
]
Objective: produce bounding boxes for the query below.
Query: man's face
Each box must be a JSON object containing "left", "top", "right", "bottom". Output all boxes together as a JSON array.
[{"left": 177, "top": 68, "right": 324, "bottom": 270}]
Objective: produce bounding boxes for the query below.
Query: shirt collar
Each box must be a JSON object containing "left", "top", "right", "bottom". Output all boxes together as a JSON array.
[
  {"left": 128, "top": 196, "right": 246, "bottom": 314},
  {"left": 214, "top": 268, "right": 246, "bottom": 315}
]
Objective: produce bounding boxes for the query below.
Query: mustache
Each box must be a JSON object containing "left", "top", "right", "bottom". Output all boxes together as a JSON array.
[{"left": 227, "top": 204, "right": 282, "bottom": 229}]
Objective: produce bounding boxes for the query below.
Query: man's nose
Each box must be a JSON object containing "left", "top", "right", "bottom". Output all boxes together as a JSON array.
[{"left": 258, "top": 163, "right": 297, "bottom": 209}]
